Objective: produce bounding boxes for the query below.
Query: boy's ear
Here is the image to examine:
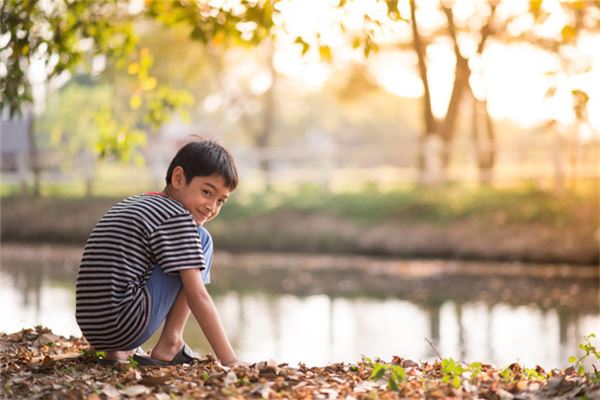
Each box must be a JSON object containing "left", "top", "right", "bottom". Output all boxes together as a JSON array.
[{"left": 171, "top": 166, "right": 186, "bottom": 189}]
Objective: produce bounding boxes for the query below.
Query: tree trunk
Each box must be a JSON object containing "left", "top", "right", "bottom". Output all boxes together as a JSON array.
[
  {"left": 409, "top": 0, "right": 442, "bottom": 185},
  {"left": 569, "top": 121, "right": 581, "bottom": 190},
  {"left": 549, "top": 121, "right": 566, "bottom": 194},
  {"left": 471, "top": 95, "right": 496, "bottom": 185},
  {"left": 439, "top": 5, "right": 471, "bottom": 170},
  {"left": 256, "top": 43, "right": 276, "bottom": 191},
  {"left": 26, "top": 109, "right": 41, "bottom": 197},
  {"left": 81, "top": 149, "right": 97, "bottom": 197},
  {"left": 439, "top": 2, "right": 498, "bottom": 179}
]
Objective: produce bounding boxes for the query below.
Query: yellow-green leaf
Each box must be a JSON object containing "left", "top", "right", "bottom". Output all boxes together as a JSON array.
[
  {"left": 141, "top": 77, "right": 157, "bottom": 91},
  {"left": 561, "top": 25, "right": 577, "bottom": 44},
  {"left": 129, "top": 94, "right": 142, "bottom": 109},
  {"left": 127, "top": 62, "right": 140, "bottom": 75},
  {"left": 319, "top": 45, "right": 332, "bottom": 63},
  {"left": 294, "top": 36, "right": 310, "bottom": 56}
]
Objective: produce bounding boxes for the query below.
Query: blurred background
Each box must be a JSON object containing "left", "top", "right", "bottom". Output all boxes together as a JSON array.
[{"left": 1, "top": 0, "right": 598, "bottom": 369}]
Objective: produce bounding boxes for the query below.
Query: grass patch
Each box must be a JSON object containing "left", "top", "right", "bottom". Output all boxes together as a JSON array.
[{"left": 218, "top": 182, "right": 598, "bottom": 227}]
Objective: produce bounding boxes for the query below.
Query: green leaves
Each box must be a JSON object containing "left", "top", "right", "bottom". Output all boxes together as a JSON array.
[
  {"left": 123, "top": 47, "right": 194, "bottom": 130},
  {"left": 440, "top": 358, "right": 486, "bottom": 388},
  {"left": 1, "top": 0, "right": 137, "bottom": 117},
  {"left": 93, "top": 108, "right": 146, "bottom": 163},
  {"left": 294, "top": 36, "right": 310, "bottom": 56},
  {"left": 441, "top": 358, "right": 464, "bottom": 388},
  {"left": 365, "top": 357, "right": 407, "bottom": 391},
  {"left": 569, "top": 355, "right": 578, "bottom": 364},
  {"left": 146, "top": 0, "right": 279, "bottom": 47},
  {"left": 2, "top": 0, "right": 282, "bottom": 117},
  {"left": 385, "top": 0, "right": 404, "bottom": 21},
  {"left": 319, "top": 45, "right": 332, "bottom": 63},
  {"left": 569, "top": 333, "right": 600, "bottom": 382}
]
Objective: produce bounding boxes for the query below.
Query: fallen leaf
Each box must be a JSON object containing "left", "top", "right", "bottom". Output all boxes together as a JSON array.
[
  {"left": 34, "top": 333, "right": 60, "bottom": 347},
  {"left": 123, "top": 369, "right": 141, "bottom": 382},
  {"left": 38, "top": 355, "right": 55, "bottom": 371},
  {"left": 250, "top": 383, "right": 273, "bottom": 399},
  {"left": 224, "top": 371, "right": 237, "bottom": 386},
  {"left": 353, "top": 381, "right": 378, "bottom": 392},
  {"left": 120, "top": 385, "right": 151, "bottom": 397},
  {"left": 428, "top": 389, "right": 445, "bottom": 398},
  {"left": 320, "top": 387, "right": 338, "bottom": 399},
  {"left": 497, "top": 388, "right": 514, "bottom": 400},
  {"left": 102, "top": 384, "right": 121, "bottom": 399},
  {"left": 140, "top": 374, "right": 171, "bottom": 386},
  {"left": 515, "top": 380, "right": 528, "bottom": 391}
]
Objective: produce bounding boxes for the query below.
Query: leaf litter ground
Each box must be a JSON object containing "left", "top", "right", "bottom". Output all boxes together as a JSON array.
[{"left": 1, "top": 327, "right": 598, "bottom": 399}]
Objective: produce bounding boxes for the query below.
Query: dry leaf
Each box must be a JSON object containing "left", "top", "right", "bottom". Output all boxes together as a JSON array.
[
  {"left": 120, "top": 385, "right": 151, "bottom": 397},
  {"left": 102, "top": 384, "right": 121, "bottom": 399},
  {"left": 140, "top": 374, "right": 170, "bottom": 386},
  {"left": 224, "top": 371, "right": 237, "bottom": 386}
]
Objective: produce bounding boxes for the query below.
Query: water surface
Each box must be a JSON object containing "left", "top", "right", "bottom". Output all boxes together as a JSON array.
[{"left": 1, "top": 244, "right": 597, "bottom": 368}]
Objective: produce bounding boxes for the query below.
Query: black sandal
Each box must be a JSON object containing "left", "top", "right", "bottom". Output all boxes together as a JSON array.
[{"left": 133, "top": 343, "right": 199, "bottom": 366}]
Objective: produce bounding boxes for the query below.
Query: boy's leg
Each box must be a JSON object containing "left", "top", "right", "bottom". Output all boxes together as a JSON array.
[
  {"left": 104, "top": 225, "right": 212, "bottom": 362},
  {"left": 148, "top": 226, "right": 213, "bottom": 362},
  {"left": 103, "top": 262, "right": 182, "bottom": 362},
  {"left": 149, "top": 288, "right": 191, "bottom": 361}
]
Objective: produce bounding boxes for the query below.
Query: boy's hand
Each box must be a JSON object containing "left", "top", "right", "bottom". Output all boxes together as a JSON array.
[{"left": 180, "top": 269, "right": 239, "bottom": 367}]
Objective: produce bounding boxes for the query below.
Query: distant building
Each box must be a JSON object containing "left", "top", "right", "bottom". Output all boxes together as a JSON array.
[{"left": 0, "top": 111, "right": 31, "bottom": 173}]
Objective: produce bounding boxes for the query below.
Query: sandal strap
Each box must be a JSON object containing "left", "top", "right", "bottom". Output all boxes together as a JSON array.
[
  {"left": 133, "top": 343, "right": 199, "bottom": 366},
  {"left": 171, "top": 343, "right": 199, "bottom": 364}
]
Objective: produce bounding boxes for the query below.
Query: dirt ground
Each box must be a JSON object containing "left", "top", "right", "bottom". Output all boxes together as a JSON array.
[{"left": 1, "top": 327, "right": 598, "bottom": 399}]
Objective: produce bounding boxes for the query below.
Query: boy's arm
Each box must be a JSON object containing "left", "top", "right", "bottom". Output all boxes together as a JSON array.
[{"left": 179, "top": 268, "right": 239, "bottom": 366}]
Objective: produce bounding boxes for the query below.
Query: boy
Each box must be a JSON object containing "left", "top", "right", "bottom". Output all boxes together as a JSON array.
[{"left": 76, "top": 139, "right": 242, "bottom": 366}]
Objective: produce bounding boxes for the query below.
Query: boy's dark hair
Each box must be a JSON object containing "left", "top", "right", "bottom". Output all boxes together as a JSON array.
[{"left": 165, "top": 139, "right": 239, "bottom": 190}]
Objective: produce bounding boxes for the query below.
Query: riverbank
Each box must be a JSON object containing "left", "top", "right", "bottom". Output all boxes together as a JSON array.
[
  {"left": 1, "top": 185, "right": 598, "bottom": 264},
  {"left": 1, "top": 327, "right": 598, "bottom": 399}
]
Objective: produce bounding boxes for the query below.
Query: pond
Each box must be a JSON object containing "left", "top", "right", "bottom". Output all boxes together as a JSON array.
[{"left": 1, "top": 244, "right": 598, "bottom": 369}]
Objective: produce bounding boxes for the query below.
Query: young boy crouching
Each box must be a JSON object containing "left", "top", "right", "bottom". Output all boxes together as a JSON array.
[{"left": 76, "top": 139, "right": 243, "bottom": 366}]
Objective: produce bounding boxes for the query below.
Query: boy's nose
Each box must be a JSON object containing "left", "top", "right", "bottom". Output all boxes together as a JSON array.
[{"left": 206, "top": 200, "right": 216, "bottom": 211}]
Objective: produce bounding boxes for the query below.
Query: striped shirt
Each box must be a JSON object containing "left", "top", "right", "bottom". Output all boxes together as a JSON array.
[{"left": 75, "top": 194, "right": 206, "bottom": 351}]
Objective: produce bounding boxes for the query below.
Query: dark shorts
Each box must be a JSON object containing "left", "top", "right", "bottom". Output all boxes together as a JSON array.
[{"left": 125, "top": 226, "right": 213, "bottom": 350}]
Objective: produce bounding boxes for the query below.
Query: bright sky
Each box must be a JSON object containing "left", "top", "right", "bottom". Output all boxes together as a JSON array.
[{"left": 272, "top": 0, "right": 600, "bottom": 135}]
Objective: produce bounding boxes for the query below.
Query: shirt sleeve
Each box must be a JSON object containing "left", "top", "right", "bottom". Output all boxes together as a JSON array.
[
  {"left": 149, "top": 214, "right": 207, "bottom": 275},
  {"left": 197, "top": 227, "right": 214, "bottom": 284}
]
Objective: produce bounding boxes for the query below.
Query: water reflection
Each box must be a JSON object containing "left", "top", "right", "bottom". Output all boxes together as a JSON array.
[
  {"left": 1, "top": 245, "right": 598, "bottom": 368},
  {"left": 209, "top": 293, "right": 597, "bottom": 368}
]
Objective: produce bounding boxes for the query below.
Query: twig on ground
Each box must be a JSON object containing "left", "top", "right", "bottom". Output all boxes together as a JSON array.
[{"left": 425, "top": 337, "right": 443, "bottom": 361}]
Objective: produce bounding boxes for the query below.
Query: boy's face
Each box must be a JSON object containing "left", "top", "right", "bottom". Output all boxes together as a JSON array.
[{"left": 169, "top": 167, "right": 231, "bottom": 225}]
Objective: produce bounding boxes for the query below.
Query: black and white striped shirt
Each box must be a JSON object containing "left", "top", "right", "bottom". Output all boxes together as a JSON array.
[{"left": 75, "top": 194, "right": 206, "bottom": 351}]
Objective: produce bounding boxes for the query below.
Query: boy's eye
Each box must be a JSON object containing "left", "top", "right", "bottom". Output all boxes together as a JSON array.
[
  {"left": 217, "top": 199, "right": 226, "bottom": 206},
  {"left": 203, "top": 190, "right": 212, "bottom": 197}
]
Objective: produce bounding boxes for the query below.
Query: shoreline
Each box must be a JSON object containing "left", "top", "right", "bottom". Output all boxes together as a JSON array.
[
  {"left": 1, "top": 196, "right": 598, "bottom": 265},
  {"left": 2, "top": 242, "right": 598, "bottom": 273}
]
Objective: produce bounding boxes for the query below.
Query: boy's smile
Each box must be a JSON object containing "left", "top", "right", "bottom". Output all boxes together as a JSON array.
[{"left": 166, "top": 167, "right": 230, "bottom": 225}]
